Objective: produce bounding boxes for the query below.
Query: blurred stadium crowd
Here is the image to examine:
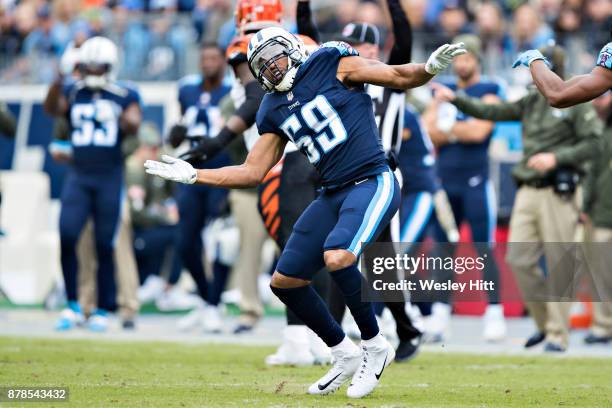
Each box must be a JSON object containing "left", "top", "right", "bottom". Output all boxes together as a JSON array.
[
  {"left": 0, "top": 0, "right": 610, "bottom": 82},
  {"left": 0, "top": 0, "right": 611, "bottom": 365}
]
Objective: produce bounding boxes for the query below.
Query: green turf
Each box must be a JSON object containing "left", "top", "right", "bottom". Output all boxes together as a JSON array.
[
  {"left": 0, "top": 336, "right": 611, "bottom": 407},
  {"left": 0, "top": 298, "right": 286, "bottom": 317}
]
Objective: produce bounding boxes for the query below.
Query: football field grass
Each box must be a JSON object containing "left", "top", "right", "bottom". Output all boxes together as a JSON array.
[{"left": 1, "top": 336, "right": 611, "bottom": 407}]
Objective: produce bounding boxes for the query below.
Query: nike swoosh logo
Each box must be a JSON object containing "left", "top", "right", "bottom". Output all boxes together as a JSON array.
[
  {"left": 355, "top": 178, "right": 368, "bottom": 185},
  {"left": 318, "top": 372, "right": 343, "bottom": 390},
  {"left": 375, "top": 355, "right": 388, "bottom": 380}
]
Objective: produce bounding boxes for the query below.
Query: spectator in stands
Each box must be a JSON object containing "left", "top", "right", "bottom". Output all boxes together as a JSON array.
[
  {"left": 553, "top": 1, "right": 590, "bottom": 74},
  {"left": 554, "top": 2, "right": 583, "bottom": 42},
  {"left": 192, "top": 0, "right": 233, "bottom": 43},
  {"left": 511, "top": 3, "right": 554, "bottom": 52},
  {"left": 474, "top": 2, "right": 512, "bottom": 75},
  {"left": 51, "top": 0, "right": 84, "bottom": 49},
  {"left": 126, "top": 122, "right": 198, "bottom": 311},
  {"left": 583, "top": 0, "right": 612, "bottom": 53},
  {"left": 23, "top": 4, "right": 67, "bottom": 58},
  {"left": 404, "top": 0, "right": 427, "bottom": 31},
  {"left": 177, "top": 0, "right": 196, "bottom": 12},
  {"left": 111, "top": 3, "right": 150, "bottom": 79},
  {"left": 145, "top": 12, "right": 189, "bottom": 80},
  {"left": 354, "top": 0, "right": 385, "bottom": 27},
  {"left": 1, "top": 1, "right": 37, "bottom": 58},
  {"left": 310, "top": 0, "right": 359, "bottom": 39},
  {"left": 423, "top": 0, "right": 470, "bottom": 52},
  {"left": 538, "top": 0, "right": 563, "bottom": 26}
]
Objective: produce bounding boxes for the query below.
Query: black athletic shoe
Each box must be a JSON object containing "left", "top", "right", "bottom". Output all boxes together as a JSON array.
[
  {"left": 544, "top": 342, "right": 566, "bottom": 353},
  {"left": 524, "top": 331, "right": 546, "bottom": 348},
  {"left": 233, "top": 323, "right": 254, "bottom": 334},
  {"left": 584, "top": 332, "right": 612, "bottom": 344},
  {"left": 395, "top": 336, "right": 422, "bottom": 363},
  {"left": 122, "top": 319, "right": 136, "bottom": 330}
]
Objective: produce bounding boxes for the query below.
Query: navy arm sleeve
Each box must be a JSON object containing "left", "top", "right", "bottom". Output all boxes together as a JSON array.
[
  {"left": 235, "top": 80, "right": 266, "bottom": 127},
  {"left": 296, "top": 0, "right": 320, "bottom": 43},
  {"left": 386, "top": 0, "right": 412, "bottom": 65}
]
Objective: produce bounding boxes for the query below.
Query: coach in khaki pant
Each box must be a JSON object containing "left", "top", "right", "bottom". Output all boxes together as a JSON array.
[
  {"left": 229, "top": 189, "right": 268, "bottom": 331},
  {"left": 581, "top": 91, "right": 612, "bottom": 344},
  {"left": 220, "top": 96, "right": 269, "bottom": 332},
  {"left": 434, "top": 44, "right": 603, "bottom": 351}
]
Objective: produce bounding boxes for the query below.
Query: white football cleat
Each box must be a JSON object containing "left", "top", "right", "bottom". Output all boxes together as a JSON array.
[
  {"left": 347, "top": 334, "right": 395, "bottom": 399},
  {"left": 266, "top": 326, "right": 315, "bottom": 366},
  {"left": 424, "top": 302, "right": 451, "bottom": 343},
  {"left": 483, "top": 304, "right": 507, "bottom": 342},
  {"left": 307, "top": 337, "right": 361, "bottom": 395},
  {"left": 202, "top": 305, "right": 223, "bottom": 333},
  {"left": 137, "top": 275, "right": 165, "bottom": 304},
  {"left": 155, "top": 286, "right": 201, "bottom": 312},
  {"left": 177, "top": 303, "right": 205, "bottom": 331}
]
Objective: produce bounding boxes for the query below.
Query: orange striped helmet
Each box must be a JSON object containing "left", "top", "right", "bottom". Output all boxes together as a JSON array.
[{"left": 235, "top": 0, "right": 283, "bottom": 34}]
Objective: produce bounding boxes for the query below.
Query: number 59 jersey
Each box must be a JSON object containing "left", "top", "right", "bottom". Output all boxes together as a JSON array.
[
  {"left": 63, "top": 81, "right": 141, "bottom": 173},
  {"left": 256, "top": 42, "right": 389, "bottom": 189}
]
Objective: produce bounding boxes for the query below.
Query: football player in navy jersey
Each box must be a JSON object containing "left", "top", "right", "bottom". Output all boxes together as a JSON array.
[
  {"left": 398, "top": 105, "right": 462, "bottom": 317},
  {"left": 44, "top": 36, "right": 142, "bottom": 332},
  {"left": 296, "top": 0, "right": 424, "bottom": 363},
  {"left": 145, "top": 27, "right": 465, "bottom": 398},
  {"left": 513, "top": 40, "right": 612, "bottom": 107},
  {"left": 166, "top": 43, "right": 232, "bottom": 333},
  {"left": 423, "top": 34, "right": 506, "bottom": 342},
  {"left": 398, "top": 105, "right": 439, "bottom": 246}
]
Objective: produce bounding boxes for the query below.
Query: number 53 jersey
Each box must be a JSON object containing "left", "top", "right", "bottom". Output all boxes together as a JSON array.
[
  {"left": 256, "top": 42, "right": 389, "bottom": 189},
  {"left": 63, "top": 81, "right": 141, "bottom": 173}
]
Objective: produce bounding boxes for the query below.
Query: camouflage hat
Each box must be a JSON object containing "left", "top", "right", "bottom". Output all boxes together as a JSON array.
[
  {"left": 452, "top": 34, "right": 481, "bottom": 60},
  {"left": 538, "top": 42, "right": 566, "bottom": 79},
  {"left": 138, "top": 122, "right": 162, "bottom": 147}
]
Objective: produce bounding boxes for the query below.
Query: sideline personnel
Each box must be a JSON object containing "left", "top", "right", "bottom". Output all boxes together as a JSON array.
[{"left": 433, "top": 44, "right": 603, "bottom": 352}]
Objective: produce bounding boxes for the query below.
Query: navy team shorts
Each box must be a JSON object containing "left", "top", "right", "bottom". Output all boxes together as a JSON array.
[{"left": 276, "top": 169, "right": 400, "bottom": 280}]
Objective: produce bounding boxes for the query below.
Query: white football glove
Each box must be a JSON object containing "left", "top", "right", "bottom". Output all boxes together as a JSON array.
[
  {"left": 425, "top": 42, "right": 467, "bottom": 75},
  {"left": 144, "top": 155, "right": 197, "bottom": 184}
]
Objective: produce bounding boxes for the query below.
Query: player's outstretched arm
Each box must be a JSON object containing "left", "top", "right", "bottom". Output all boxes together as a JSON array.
[
  {"left": 529, "top": 63, "right": 611, "bottom": 108},
  {"left": 337, "top": 43, "right": 466, "bottom": 89},
  {"left": 145, "top": 132, "right": 287, "bottom": 188},
  {"left": 512, "top": 49, "right": 611, "bottom": 108}
]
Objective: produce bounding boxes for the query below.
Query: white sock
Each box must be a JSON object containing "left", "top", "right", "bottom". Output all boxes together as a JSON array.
[
  {"left": 331, "top": 335, "right": 359, "bottom": 354},
  {"left": 362, "top": 332, "right": 386, "bottom": 348}
]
